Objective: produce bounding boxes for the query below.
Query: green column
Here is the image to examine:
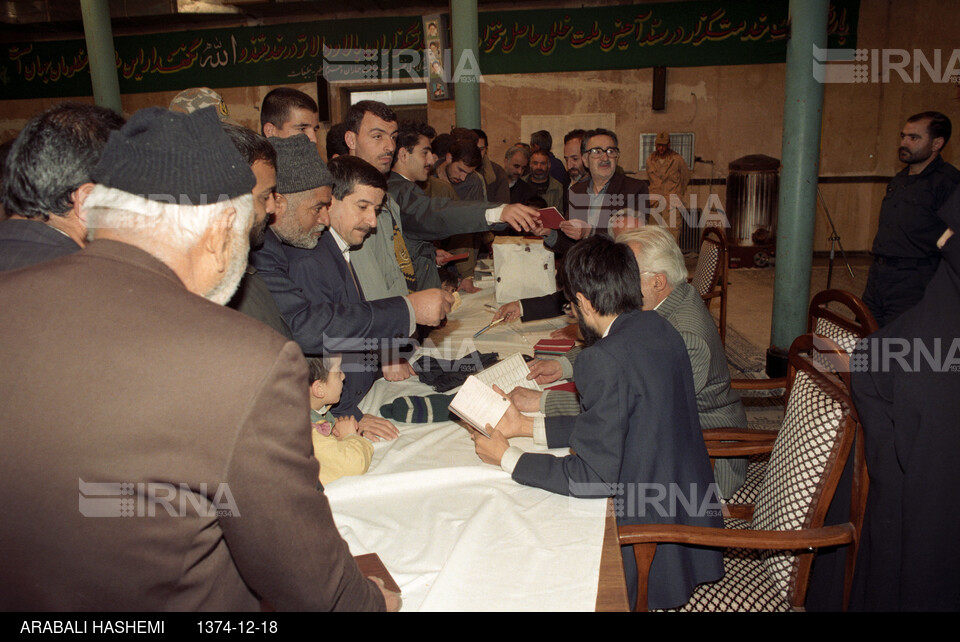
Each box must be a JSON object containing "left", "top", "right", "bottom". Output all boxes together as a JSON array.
[
  {"left": 450, "top": 0, "right": 481, "bottom": 129},
  {"left": 768, "top": 0, "right": 829, "bottom": 374},
  {"left": 80, "top": 0, "right": 122, "bottom": 113}
]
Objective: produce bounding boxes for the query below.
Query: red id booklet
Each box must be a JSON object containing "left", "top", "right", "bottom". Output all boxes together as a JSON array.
[
  {"left": 537, "top": 207, "right": 566, "bottom": 230},
  {"left": 355, "top": 553, "right": 401, "bottom": 594},
  {"left": 534, "top": 338, "right": 575, "bottom": 354},
  {"left": 546, "top": 381, "right": 578, "bottom": 394}
]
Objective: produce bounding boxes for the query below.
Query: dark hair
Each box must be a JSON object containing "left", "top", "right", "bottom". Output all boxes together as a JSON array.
[
  {"left": 222, "top": 123, "right": 277, "bottom": 169},
  {"left": 446, "top": 140, "right": 482, "bottom": 168},
  {"left": 907, "top": 111, "right": 952, "bottom": 146},
  {"left": 530, "top": 130, "right": 552, "bottom": 153},
  {"left": 305, "top": 355, "right": 343, "bottom": 384},
  {"left": 581, "top": 128, "right": 619, "bottom": 155},
  {"left": 432, "top": 133, "right": 455, "bottom": 159},
  {"left": 344, "top": 100, "right": 397, "bottom": 135},
  {"left": 306, "top": 356, "right": 327, "bottom": 384},
  {"left": 328, "top": 155, "right": 388, "bottom": 200},
  {"left": 325, "top": 122, "right": 349, "bottom": 161},
  {"left": 260, "top": 88, "right": 318, "bottom": 134},
  {"left": 531, "top": 149, "right": 550, "bottom": 162},
  {"left": 564, "top": 129, "right": 586, "bottom": 145},
  {"left": 472, "top": 128, "right": 488, "bottom": 145},
  {"left": 450, "top": 127, "right": 479, "bottom": 145},
  {"left": 0, "top": 139, "right": 12, "bottom": 221},
  {"left": 397, "top": 120, "right": 437, "bottom": 154},
  {"left": 524, "top": 196, "right": 548, "bottom": 209},
  {"left": 563, "top": 236, "right": 643, "bottom": 315},
  {"left": 1, "top": 102, "right": 125, "bottom": 220},
  {"left": 0, "top": 139, "right": 13, "bottom": 188}
]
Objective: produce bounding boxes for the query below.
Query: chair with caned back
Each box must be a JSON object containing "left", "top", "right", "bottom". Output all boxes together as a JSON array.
[
  {"left": 690, "top": 226, "right": 729, "bottom": 344},
  {"left": 807, "top": 288, "right": 879, "bottom": 356},
  {"left": 728, "top": 289, "right": 877, "bottom": 506},
  {"left": 621, "top": 335, "right": 859, "bottom": 611}
]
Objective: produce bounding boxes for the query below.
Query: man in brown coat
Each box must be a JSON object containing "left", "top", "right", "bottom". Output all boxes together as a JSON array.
[{"left": 0, "top": 106, "right": 397, "bottom": 611}]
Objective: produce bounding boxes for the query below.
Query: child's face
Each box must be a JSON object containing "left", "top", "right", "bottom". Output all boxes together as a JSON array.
[{"left": 323, "top": 356, "right": 345, "bottom": 405}]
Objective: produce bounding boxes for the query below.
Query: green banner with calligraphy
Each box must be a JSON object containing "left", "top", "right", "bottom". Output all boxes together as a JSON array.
[{"left": 0, "top": 0, "right": 858, "bottom": 100}]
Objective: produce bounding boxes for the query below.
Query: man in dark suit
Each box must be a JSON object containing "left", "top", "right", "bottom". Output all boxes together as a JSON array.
[
  {"left": 473, "top": 235, "right": 723, "bottom": 611},
  {"left": 0, "top": 107, "right": 397, "bottom": 611},
  {"left": 851, "top": 186, "right": 960, "bottom": 611},
  {"left": 251, "top": 134, "right": 453, "bottom": 439},
  {"left": 0, "top": 102, "right": 124, "bottom": 272},
  {"left": 566, "top": 127, "right": 648, "bottom": 243},
  {"left": 284, "top": 155, "right": 392, "bottom": 427},
  {"left": 506, "top": 227, "right": 748, "bottom": 499}
]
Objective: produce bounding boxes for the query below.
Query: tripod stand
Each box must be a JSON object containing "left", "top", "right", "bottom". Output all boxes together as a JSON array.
[{"left": 816, "top": 187, "right": 855, "bottom": 288}]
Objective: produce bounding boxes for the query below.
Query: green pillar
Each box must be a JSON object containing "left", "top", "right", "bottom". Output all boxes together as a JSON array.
[
  {"left": 768, "top": 0, "right": 829, "bottom": 374},
  {"left": 80, "top": 0, "right": 122, "bottom": 113},
  {"left": 450, "top": 0, "right": 481, "bottom": 129}
]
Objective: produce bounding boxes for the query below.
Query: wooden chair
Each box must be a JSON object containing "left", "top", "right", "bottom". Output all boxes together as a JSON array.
[
  {"left": 621, "top": 335, "right": 859, "bottom": 611},
  {"left": 732, "top": 289, "right": 877, "bottom": 392},
  {"left": 728, "top": 289, "right": 877, "bottom": 506},
  {"left": 807, "top": 289, "right": 879, "bottom": 354},
  {"left": 690, "top": 227, "right": 729, "bottom": 345}
]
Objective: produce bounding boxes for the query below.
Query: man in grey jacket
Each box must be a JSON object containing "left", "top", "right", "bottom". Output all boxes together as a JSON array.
[{"left": 514, "top": 226, "right": 747, "bottom": 498}]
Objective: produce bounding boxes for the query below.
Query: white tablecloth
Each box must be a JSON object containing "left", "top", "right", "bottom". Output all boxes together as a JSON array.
[{"left": 323, "top": 289, "right": 609, "bottom": 611}]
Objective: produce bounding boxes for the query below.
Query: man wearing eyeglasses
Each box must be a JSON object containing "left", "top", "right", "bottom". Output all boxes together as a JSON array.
[{"left": 567, "top": 128, "right": 648, "bottom": 243}]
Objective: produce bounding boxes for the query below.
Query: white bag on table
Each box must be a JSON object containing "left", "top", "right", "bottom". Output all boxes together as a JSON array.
[{"left": 492, "top": 237, "right": 556, "bottom": 303}]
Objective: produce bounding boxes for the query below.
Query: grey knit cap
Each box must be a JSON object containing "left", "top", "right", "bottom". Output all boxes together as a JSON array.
[
  {"left": 91, "top": 106, "right": 254, "bottom": 203},
  {"left": 269, "top": 135, "right": 334, "bottom": 194}
]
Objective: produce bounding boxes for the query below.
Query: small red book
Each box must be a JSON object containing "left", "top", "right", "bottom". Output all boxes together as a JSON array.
[
  {"left": 537, "top": 207, "right": 566, "bottom": 230},
  {"left": 354, "top": 553, "right": 401, "bottom": 594},
  {"left": 546, "top": 381, "right": 578, "bottom": 394},
  {"left": 534, "top": 338, "right": 575, "bottom": 355}
]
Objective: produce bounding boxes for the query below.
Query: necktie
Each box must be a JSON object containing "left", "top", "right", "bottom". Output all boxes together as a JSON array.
[{"left": 345, "top": 255, "right": 364, "bottom": 300}]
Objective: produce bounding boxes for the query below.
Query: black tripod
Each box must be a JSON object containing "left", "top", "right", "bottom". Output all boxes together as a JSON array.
[{"left": 816, "top": 187, "right": 855, "bottom": 289}]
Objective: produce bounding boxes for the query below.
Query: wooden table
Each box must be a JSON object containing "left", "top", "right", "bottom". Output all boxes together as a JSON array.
[{"left": 596, "top": 505, "right": 630, "bottom": 611}]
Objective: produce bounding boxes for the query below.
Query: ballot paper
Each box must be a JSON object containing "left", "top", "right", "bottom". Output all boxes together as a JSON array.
[
  {"left": 474, "top": 352, "right": 541, "bottom": 392},
  {"left": 448, "top": 376, "right": 512, "bottom": 437}
]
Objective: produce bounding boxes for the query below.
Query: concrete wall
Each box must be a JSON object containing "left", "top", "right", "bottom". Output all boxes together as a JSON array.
[{"left": 1, "top": 0, "right": 958, "bottom": 251}]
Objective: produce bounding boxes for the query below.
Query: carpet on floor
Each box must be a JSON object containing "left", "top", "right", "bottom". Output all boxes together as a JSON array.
[{"left": 724, "top": 325, "right": 784, "bottom": 431}]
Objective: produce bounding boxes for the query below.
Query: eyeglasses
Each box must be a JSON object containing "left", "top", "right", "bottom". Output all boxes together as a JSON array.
[{"left": 586, "top": 147, "right": 620, "bottom": 159}]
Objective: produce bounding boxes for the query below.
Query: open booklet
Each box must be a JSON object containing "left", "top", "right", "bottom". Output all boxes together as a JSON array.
[
  {"left": 448, "top": 353, "right": 540, "bottom": 437},
  {"left": 473, "top": 352, "right": 541, "bottom": 392}
]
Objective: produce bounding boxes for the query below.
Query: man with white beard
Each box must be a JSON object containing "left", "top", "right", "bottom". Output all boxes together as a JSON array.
[{"left": 0, "top": 107, "right": 397, "bottom": 611}]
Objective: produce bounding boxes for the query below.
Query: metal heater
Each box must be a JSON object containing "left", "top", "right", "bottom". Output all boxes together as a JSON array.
[{"left": 724, "top": 154, "right": 780, "bottom": 268}]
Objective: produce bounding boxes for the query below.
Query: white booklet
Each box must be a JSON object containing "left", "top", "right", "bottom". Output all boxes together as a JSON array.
[
  {"left": 473, "top": 353, "right": 541, "bottom": 393},
  {"left": 448, "top": 376, "right": 512, "bottom": 437}
]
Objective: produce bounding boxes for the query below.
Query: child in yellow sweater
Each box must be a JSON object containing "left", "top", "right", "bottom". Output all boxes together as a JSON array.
[{"left": 306, "top": 355, "right": 374, "bottom": 486}]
